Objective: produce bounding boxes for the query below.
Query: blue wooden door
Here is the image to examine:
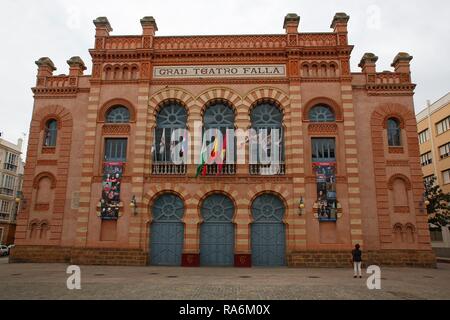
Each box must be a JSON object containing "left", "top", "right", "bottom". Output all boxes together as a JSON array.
[
  {"left": 200, "top": 194, "right": 235, "bottom": 266},
  {"left": 251, "top": 194, "right": 286, "bottom": 266},
  {"left": 150, "top": 193, "right": 184, "bottom": 266}
]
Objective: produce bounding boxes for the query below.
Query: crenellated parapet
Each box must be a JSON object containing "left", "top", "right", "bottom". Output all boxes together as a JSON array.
[
  {"left": 32, "top": 56, "right": 89, "bottom": 98},
  {"left": 358, "top": 52, "right": 415, "bottom": 96}
]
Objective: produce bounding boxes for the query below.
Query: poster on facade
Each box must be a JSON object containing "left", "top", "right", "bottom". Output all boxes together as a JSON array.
[
  {"left": 100, "top": 162, "right": 123, "bottom": 220},
  {"left": 313, "top": 162, "right": 337, "bottom": 222}
]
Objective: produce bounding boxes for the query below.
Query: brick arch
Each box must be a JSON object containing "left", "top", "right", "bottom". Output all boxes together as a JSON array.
[
  {"left": 193, "top": 185, "right": 239, "bottom": 222},
  {"left": 29, "top": 219, "right": 40, "bottom": 228},
  {"left": 388, "top": 173, "right": 412, "bottom": 190},
  {"left": 196, "top": 87, "right": 241, "bottom": 114},
  {"left": 370, "top": 102, "right": 422, "bottom": 248},
  {"left": 248, "top": 98, "right": 285, "bottom": 122},
  {"left": 248, "top": 189, "right": 290, "bottom": 220},
  {"left": 371, "top": 103, "right": 414, "bottom": 128},
  {"left": 40, "top": 115, "right": 62, "bottom": 130},
  {"left": 32, "top": 105, "right": 73, "bottom": 141},
  {"left": 382, "top": 114, "right": 405, "bottom": 129},
  {"left": 404, "top": 223, "right": 416, "bottom": 232},
  {"left": 242, "top": 87, "right": 290, "bottom": 112},
  {"left": 98, "top": 98, "right": 137, "bottom": 122},
  {"left": 152, "top": 98, "right": 190, "bottom": 117},
  {"left": 246, "top": 184, "right": 291, "bottom": 217},
  {"left": 32, "top": 172, "right": 57, "bottom": 189},
  {"left": 144, "top": 189, "right": 188, "bottom": 221},
  {"left": 149, "top": 87, "right": 196, "bottom": 112},
  {"left": 303, "top": 97, "right": 343, "bottom": 121},
  {"left": 142, "top": 183, "right": 189, "bottom": 208}
]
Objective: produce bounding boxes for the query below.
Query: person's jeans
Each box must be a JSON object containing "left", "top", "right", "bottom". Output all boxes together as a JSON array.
[{"left": 353, "top": 262, "right": 362, "bottom": 276}]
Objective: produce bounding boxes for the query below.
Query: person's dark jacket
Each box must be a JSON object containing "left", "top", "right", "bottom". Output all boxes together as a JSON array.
[{"left": 352, "top": 249, "right": 362, "bottom": 262}]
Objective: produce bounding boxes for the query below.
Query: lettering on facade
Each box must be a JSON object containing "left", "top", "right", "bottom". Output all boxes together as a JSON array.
[{"left": 153, "top": 65, "right": 286, "bottom": 79}]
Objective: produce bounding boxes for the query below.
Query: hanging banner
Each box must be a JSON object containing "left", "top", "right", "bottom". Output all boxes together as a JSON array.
[
  {"left": 313, "top": 162, "right": 337, "bottom": 222},
  {"left": 100, "top": 162, "right": 123, "bottom": 220}
]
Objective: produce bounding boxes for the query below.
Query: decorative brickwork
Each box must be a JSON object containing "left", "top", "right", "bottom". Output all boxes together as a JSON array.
[{"left": 12, "top": 14, "right": 435, "bottom": 268}]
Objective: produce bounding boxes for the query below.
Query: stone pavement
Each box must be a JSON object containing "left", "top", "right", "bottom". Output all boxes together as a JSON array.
[{"left": 0, "top": 256, "right": 449, "bottom": 300}]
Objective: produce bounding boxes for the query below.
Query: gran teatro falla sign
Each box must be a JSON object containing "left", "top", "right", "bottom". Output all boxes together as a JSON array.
[{"left": 153, "top": 64, "right": 286, "bottom": 79}]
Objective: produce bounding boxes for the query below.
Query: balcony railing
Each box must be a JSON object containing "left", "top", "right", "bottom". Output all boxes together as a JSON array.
[
  {"left": 0, "top": 213, "right": 10, "bottom": 222},
  {"left": 203, "top": 164, "right": 236, "bottom": 176},
  {"left": 3, "top": 163, "right": 17, "bottom": 172},
  {"left": 152, "top": 163, "right": 187, "bottom": 175},
  {"left": 0, "top": 188, "right": 14, "bottom": 196},
  {"left": 249, "top": 163, "right": 285, "bottom": 175}
]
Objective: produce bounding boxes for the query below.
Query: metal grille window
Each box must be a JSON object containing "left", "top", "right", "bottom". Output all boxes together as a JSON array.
[
  {"left": 251, "top": 193, "right": 285, "bottom": 223},
  {"left": 420, "top": 152, "right": 433, "bottom": 166},
  {"left": 439, "top": 142, "right": 450, "bottom": 159},
  {"left": 309, "top": 105, "right": 335, "bottom": 122},
  {"left": 104, "top": 138, "right": 127, "bottom": 162},
  {"left": 152, "top": 193, "right": 184, "bottom": 221},
  {"left": 436, "top": 116, "right": 450, "bottom": 135},
  {"left": 201, "top": 193, "right": 235, "bottom": 222},
  {"left": 44, "top": 119, "right": 57, "bottom": 147},
  {"left": 418, "top": 129, "right": 429, "bottom": 144},
  {"left": 443, "top": 169, "right": 450, "bottom": 185},
  {"left": 0, "top": 200, "right": 11, "bottom": 221},
  {"left": 387, "top": 118, "right": 401, "bottom": 146},
  {"left": 201, "top": 102, "right": 236, "bottom": 175},
  {"left": 106, "top": 106, "right": 130, "bottom": 123},
  {"left": 0, "top": 174, "right": 15, "bottom": 196},
  {"left": 250, "top": 102, "right": 284, "bottom": 175},
  {"left": 0, "top": 200, "right": 10, "bottom": 213},
  {"left": 312, "top": 138, "right": 336, "bottom": 162},
  {"left": 4, "top": 152, "right": 18, "bottom": 172},
  {"left": 154, "top": 103, "right": 187, "bottom": 162}
]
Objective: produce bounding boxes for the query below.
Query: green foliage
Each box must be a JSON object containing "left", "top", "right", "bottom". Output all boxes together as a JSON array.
[{"left": 424, "top": 176, "right": 450, "bottom": 228}]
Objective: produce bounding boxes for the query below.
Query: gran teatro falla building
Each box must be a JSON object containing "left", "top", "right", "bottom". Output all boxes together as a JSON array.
[{"left": 11, "top": 13, "right": 436, "bottom": 267}]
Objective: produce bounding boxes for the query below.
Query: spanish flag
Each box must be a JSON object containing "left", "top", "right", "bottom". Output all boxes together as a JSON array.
[{"left": 217, "top": 132, "right": 226, "bottom": 175}]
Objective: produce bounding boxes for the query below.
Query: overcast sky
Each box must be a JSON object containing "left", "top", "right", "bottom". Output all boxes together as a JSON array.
[{"left": 1, "top": 0, "right": 449, "bottom": 154}]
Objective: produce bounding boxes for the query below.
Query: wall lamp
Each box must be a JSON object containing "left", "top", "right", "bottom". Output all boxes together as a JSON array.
[
  {"left": 298, "top": 196, "right": 305, "bottom": 215},
  {"left": 130, "top": 195, "right": 138, "bottom": 215}
]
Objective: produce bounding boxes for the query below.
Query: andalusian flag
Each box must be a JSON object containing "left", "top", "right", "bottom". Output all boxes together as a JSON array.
[
  {"left": 196, "top": 129, "right": 219, "bottom": 177},
  {"left": 195, "top": 142, "right": 207, "bottom": 177}
]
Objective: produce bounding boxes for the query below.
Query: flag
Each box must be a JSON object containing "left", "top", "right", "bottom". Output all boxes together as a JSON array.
[
  {"left": 195, "top": 142, "right": 207, "bottom": 177},
  {"left": 217, "top": 131, "right": 227, "bottom": 175},
  {"left": 159, "top": 129, "right": 166, "bottom": 154}
]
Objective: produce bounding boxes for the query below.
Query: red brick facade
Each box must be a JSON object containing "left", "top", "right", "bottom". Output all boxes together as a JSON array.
[{"left": 10, "top": 13, "right": 436, "bottom": 267}]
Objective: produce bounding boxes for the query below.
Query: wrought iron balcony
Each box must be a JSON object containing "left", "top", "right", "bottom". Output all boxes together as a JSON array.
[
  {"left": 0, "top": 188, "right": 14, "bottom": 196},
  {"left": 152, "top": 163, "right": 187, "bottom": 175},
  {"left": 203, "top": 164, "right": 236, "bottom": 176},
  {"left": 249, "top": 163, "right": 285, "bottom": 175}
]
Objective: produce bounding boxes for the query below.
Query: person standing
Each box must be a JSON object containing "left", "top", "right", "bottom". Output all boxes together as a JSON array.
[{"left": 352, "top": 243, "right": 362, "bottom": 278}]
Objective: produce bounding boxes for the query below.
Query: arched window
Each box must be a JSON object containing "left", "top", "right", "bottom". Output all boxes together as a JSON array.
[
  {"left": 387, "top": 118, "right": 401, "bottom": 146},
  {"left": 203, "top": 102, "right": 234, "bottom": 129},
  {"left": 251, "top": 193, "right": 285, "bottom": 222},
  {"left": 155, "top": 102, "right": 187, "bottom": 164},
  {"left": 44, "top": 119, "right": 58, "bottom": 147},
  {"left": 201, "top": 193, "right": 235, "bottom": 222},
  {"left": 309, "top": 105, "right": 335, "bottom": 122},
  {"left": 152, "top": 193, "right": 184, "bottom": 221},
  {"left": 250, "top": 102, "right": 284, "bottom": 175},
  {"left": 106, "top": 106, "right": 130, "bottom": 123},
  {"left": 200, "top": 102, "right": 235, "bottom": 175}
]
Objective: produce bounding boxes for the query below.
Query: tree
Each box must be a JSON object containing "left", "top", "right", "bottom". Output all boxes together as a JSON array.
[{"left": 424, "top": 176, "right": 450, "bottom": 228}]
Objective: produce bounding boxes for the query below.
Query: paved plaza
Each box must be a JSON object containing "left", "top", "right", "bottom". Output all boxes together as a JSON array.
[{"left": 0, "top": 257, "right": 449, "bottom": 300}]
